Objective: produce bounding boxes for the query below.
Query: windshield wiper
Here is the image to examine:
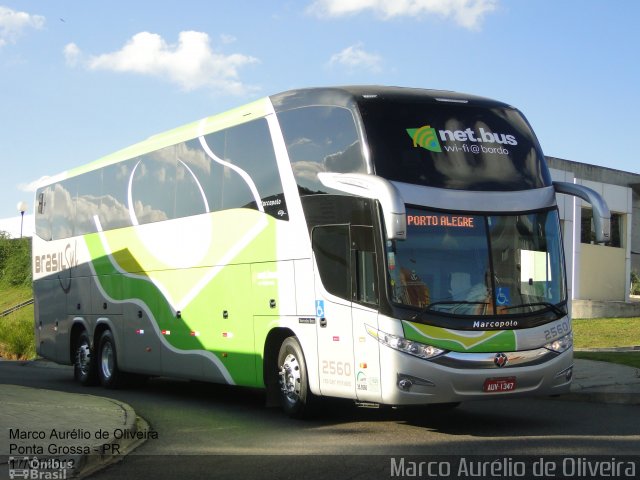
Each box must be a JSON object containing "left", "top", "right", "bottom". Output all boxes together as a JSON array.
[
  {"left": 411, "top": 301, "right": 490, "bottom": 320},
  {"left": 500, "top": 302, "right": 567, "bottom": 317},
  {"left": 410, "top": 300, "right": 567, "bottom": 321}
]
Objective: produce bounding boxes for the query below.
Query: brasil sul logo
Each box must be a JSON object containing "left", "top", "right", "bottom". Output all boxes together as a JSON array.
[{"left": 406, "top": 125, "right": 442, "bottom": 153}]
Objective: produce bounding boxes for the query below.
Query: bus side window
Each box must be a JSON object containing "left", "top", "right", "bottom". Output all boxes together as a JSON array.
[
  {"left": 312, "top": 225, "right": 350, "bottom": 301},
  {"left": 35, "top": 188, "right": 52, "bottom": 240},
  {"left": 50, "top": 181, "right": 75, "bottom": 240},
  {"left": 351, "top": 225, "right": 378, "bottom": 306},
  {"left": 130, "top": 146, "right": 177, "bottom": 224}
]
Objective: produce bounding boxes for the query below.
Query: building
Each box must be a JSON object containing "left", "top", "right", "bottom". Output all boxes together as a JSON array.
[{"left": 548, "top": 157, "right": 640, "bottom": 317}]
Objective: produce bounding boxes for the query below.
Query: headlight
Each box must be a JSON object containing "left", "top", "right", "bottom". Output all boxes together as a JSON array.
[
  {"left": 544, "top": 332, "right": 573, "bottom": 353},
  {"left": 365, "top": 325, "right": 446, "bottom": 359}
]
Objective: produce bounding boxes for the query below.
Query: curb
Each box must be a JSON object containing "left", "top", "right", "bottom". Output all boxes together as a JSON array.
[
  {"left": 75, "top": 415, "right": 150, "bottom": 479},
  {"left": 561, "top": 358, "right": 640, "bottom": 406},
  {"left": 0, "top": 383, "right": 149, "bottom": 479},
  {"left": 575, "top": 346, "right": 640, "bottom": 352}
]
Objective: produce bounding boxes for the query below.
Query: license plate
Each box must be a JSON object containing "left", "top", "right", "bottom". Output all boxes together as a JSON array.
[{"left": 483, "top": 376, "right": 517, "bottom": 393}]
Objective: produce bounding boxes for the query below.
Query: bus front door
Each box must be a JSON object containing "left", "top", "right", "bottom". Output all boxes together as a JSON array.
[{"left": 312, "top": 225, "right": 356, "bottom": 399}]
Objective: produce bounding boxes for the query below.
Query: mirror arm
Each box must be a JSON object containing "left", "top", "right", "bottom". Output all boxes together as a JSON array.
[{"left": 553, "top": 181, "right": 611, "bottom": 244}]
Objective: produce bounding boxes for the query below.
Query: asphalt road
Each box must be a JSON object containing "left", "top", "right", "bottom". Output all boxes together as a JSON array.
[{"left": 2, "top": 360, "right": 639, "bottom": 480}]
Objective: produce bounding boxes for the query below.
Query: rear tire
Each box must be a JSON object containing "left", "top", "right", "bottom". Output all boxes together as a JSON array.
[
  {"left": 73, "top": 330, "right": 98, "bottom": 386},
  {"left": 97, "top": 330, "right": 126, "bottom": 388},
  {"left": 277, "top": 336, "right": 316, "bottom": 418}
]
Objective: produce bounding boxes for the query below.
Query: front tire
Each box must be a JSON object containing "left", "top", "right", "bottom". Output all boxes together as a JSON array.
[
  {"left": 97, "top": 330, "right": 126, "bottom": 388},
  {"left": 277, "top": 336, "right": 316, "bottom": 418},
  {"left": 73, "top": 330, "right": 98, "bottom": 386}
]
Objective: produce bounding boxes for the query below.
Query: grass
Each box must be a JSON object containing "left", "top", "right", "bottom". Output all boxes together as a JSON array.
[
  {"left": 0, "top": 304, "right": 36, "bottom": 360},
  {"left": 574, "top": 351, "right": 640, "bottom": 369},
  {"left": 567, "top": 317, "right": 640, "bottom": 371},
  {"left": 0, "top": 284, "right": 32, "bottom": 312},
  {"left": 0, "top": 283, "right": 35, "bottom": 360},
  {"left": 572, "top": 317, "right": 640, "bottom": 349}
]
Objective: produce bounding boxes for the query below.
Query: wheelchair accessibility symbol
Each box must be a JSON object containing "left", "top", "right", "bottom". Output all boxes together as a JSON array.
[
  {"left": 496, "top": 287, "right": 511, "bottom": 306},
  {"left": 316, "top": 300, "right": 325, "bottom": 318}
]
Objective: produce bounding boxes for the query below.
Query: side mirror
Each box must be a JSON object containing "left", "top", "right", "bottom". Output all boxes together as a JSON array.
[
  {"left": 553, "top": 181, "right": 611, "bottom": 244},
  {"left": 318, "top": 173, "right": 406, "bottom": 240}
]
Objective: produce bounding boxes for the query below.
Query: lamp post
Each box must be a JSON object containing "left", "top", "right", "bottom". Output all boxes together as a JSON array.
[{"left": 17, "top": 201, "right": 28, "bottom": 238}]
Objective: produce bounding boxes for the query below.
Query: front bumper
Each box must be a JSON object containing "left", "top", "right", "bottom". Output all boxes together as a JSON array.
[{"left": 379, "top": 345, "right": 574, "bottom": 406}]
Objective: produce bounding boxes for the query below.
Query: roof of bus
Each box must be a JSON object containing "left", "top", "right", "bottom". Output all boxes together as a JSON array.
[
  {"left": 270, "top": 85, "right": 514, "bottom": 112},
  {"left": 46, "top": 85, "right": 513, "bottom": 186}
]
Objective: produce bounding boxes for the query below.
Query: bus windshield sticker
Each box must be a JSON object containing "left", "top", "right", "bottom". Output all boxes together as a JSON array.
[
  {"left": 496, "top": 287, "right": 511, "bottom": 306},
  {"left": 407, "top": 124, "right": 518, "bottom": 156}
]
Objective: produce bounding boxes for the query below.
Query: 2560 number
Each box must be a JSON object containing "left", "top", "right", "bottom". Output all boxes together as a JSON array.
[
  {"left": 322, "top": 360, "right": 352, "bottom": 376},
  {"left": 544, "top": 319, "right": 570, "bottom": 341}
]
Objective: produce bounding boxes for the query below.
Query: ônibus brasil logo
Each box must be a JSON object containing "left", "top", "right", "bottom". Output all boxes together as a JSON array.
[{"left": 407, "top": 124, "right": 518, "bottom": 154}]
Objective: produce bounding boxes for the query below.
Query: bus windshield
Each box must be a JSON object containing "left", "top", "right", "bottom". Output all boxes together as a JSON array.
[
  {"left": 358, "top": 98, "right": 552, "bottom": 191},
  {"left": 387, "top": 207, "right": 567, "bottom": 317}
]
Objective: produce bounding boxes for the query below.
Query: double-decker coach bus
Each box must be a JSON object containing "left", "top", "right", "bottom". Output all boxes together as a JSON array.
[{"left": 33, "top": 86, "right": 610, "bottom": 417}]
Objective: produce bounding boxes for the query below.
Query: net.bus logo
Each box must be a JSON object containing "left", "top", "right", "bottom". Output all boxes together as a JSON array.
[
  {"left": 406, "top": 124, "right": 518, "bottom": 153},
  {"left": 406, "top": 125, "right": 442, "bottom": 152}
]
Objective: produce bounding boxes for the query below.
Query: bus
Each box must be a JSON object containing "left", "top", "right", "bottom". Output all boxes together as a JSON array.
[{"left": 33, "top": 86, "right": 610, "bottom": 417}]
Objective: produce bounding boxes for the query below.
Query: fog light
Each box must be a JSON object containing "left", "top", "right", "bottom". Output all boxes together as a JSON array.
[
  {"left": 555, "top": 365, "right": 573, "bottom": 381},
  {"left": 398, "top": 378, "right": 413, "bottom": 391},
  {"left": 397, "top": 373, "right": 435, "bottom": 391}
]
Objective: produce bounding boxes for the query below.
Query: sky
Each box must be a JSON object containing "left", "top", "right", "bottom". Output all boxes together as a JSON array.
[{"left": 0, "top": 0, "right": 638, "bottom": 237}]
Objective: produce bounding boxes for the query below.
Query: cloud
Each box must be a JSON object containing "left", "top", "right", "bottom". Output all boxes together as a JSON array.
[
  {"left": 69, "top": 31, "right": 259, "bottom": 95},
  {"left": 308, "top": 0, "right": 498, "bottom": 30},
  {"left": 328, "top": 43, "right": 382, "bottom": 73},
  {"left": 0, "top": 5, "right": 45, "bottom": 47},
  {"left": 219, "top": 33, "right": 237, "bottom": 45},
  {"left": 63, "top": 42, "right": 81, "bottom": 66}
]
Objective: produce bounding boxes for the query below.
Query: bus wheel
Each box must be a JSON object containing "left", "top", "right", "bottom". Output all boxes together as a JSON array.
[
  {"left": 74, "top": 331, "right": 98, "bottom": 386},
  {"left": 97, "top": 330, "right": 125, "bottom": 389},
  {"left": 277, "top": 337, "right": 315, "bottom": 418}
]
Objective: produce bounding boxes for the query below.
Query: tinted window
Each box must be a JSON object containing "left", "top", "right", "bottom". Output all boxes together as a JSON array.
[
  {"left": 39, "top": 118, "right": 289, "bottom": 240},
  {"left": 200, "top": 118, "right": 288, "bottom": 219},
  {"left": 359, "top": 100, "right": 551, "bottom": 191},
  {"left": 278, "top": 106, "right": 366, "bottom": 195},
  {"left": 74, "top": 170, "right": 102, "bottom": 236},
  {"left": 130, "top": 146, "right": 176, "bottom": 225},
  {"left": 301, "top": 195, "right": 373, "bottom": 233},
  {"left": 35, "top": 187, "right": 52, "bottom": 240},
  {"left": 313, "top": 225, "right": 350, "bottom": 300},
  {"left": 175, "top": 148, "right": 210, "bottom": 219},
  {"left": 351, "top": 225, "right": 378, "bottom": 305},
  {"left": 177, "top": 138, "right": 223, "bottom": 214},
  {"left": 100, "top": 161, "right": 132, "bottom": 231},
  {"left": 50, "top": 181, "right": 74, "bottom": 240}
]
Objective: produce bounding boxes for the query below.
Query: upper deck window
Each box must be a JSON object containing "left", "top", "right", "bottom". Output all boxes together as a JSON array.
[
  {"left": 358, "top": 99, "right": 552, "bottom": 191},
  {"left": 277, "top": 106, "right": 367, "bottom": 196},
  {"left": 35, "top": 117, "right": 288, "bottom": 241}
]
